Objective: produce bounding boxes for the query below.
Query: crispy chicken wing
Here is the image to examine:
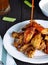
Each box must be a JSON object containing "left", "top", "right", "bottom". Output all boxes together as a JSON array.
[
  {"left": 32, "top": 22, "right": 44, "bottom": 32},
  {"left": 24, "top": 46, "right": 35, "bottom": 58},
  {"left": 22, "top": 21, "right": 44, "bottom": 32},
  {"left": 12, "top": 32, "right": 24, "bottom": 38},
  {"left": 41, "top": 28, "right": 48, "bottom": 35},
  {"left": 13, "top": 33, "right": 24, "bottom": 50},
  {"left": 19, "top": 43, "right": 31, "bottom": 52},
  {"left": 31, "top": 33, "right": 42, "bottom": 49},
  {"left": 24, "top": 27, "right": 35, "bottom": 43},
  {"left": 12, "top": 32, "right": 19, "bottom": 38},
  {"left": 39, "top": 40, "right": 46, "bottom": 50},
  {"left": 43, "top": 41, "right": 48, "bottom": 54}
]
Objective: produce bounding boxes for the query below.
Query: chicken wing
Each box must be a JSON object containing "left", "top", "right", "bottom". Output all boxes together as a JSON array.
[
  {"left": 22, "top": 21, "right": 44, "bottom": 32},
  {"left": 41, "top": 28, "right": 48, "bottom": 35},
  {"left": 24, "top": 27, "right": 35, "bottom": 43},
  {"left": 31, "top": 33, "right": 42, "bottom": 49},
  {"left": 43, "top": 41, "right": 48, "bottom": 54},
  {"left": 24, "top": 46, "right": 35, "bottom": 58},
  {"left": 19, "top": 43, "right": 31, "bottom": 52},
  {"left": 38, "top": 40, "right": 46, "bottom": 50},
  {"left": 12, "top": 32, "right": 19, "bottom": 38}
]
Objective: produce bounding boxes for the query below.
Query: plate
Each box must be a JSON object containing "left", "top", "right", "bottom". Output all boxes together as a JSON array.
[{"left": 3, "top": 20, "right": 48, "bottom": 64}]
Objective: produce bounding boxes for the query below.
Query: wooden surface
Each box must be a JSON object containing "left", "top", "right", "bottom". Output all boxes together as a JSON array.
[{"left": 0, "top": 0, "right": 48, "bottom": 65}]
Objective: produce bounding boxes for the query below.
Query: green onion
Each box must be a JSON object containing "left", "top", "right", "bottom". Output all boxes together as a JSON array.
[
  {"left": 24, "top": 0, "right": 32, "bottom": 7},
  {"left": 2, "top": 17, "right": 16, "bottom": 22}
]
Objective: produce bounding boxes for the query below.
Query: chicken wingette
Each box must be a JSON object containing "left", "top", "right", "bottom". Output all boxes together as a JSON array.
[
  {"left": 38, "top": 40, "right": 46, "bottom": 50},
  {"left": 24, "top": 46, "right": 35, "bottom": 58},
  {"left": 41, "top": 28, "right": 48, "bottom": 35},
  {"left": 43, "top": 41, "right": 48, "bottom": 54},
  {"left": 31, "top": 33, "right": 42, "bottom": 49},
  {"left": 24, "top": 27, "right": 35, "bottom": 43},
  {"left": 22, "top": 21, "right": 44, "bottom": 32}
]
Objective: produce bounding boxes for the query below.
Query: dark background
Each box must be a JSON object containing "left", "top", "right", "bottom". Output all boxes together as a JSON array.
[{"left": 0, "top": 0, "right": 48, "bottom": 65}]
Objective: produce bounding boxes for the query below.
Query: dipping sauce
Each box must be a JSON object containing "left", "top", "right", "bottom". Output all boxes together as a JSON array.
[{"left": 0, "top": 0, "right": 10, "bottom": 15}]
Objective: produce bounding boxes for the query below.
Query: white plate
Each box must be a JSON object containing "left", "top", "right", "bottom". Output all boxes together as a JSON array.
[{"left": 3, "top": 20, "right": 48, "bottom": 64}]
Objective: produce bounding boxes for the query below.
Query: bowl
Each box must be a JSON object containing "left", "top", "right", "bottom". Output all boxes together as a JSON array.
[{"left": 39, "top": 0, "right": 48, "bottom": 17}]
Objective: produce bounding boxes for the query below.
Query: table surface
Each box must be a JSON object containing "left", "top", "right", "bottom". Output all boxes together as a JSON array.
[{"left": 0, "top": 0, "right": 48, "bottom": 65}]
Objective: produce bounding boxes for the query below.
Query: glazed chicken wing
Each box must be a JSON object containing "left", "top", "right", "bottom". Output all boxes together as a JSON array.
[
  {"left": 12, "top": 32, "right": 19, "bottom": 38},
  {"left": 22, "top": 20, "right": 44, "bottom": 32},
  {"left": 31, "top": 33, "right": 42, "bottom": 49},
  {"left": 43, "top": 41, "right": 48, "bottom": 54},
  {"left": 12, "top": 32, "right": 24, "bottom": 38},
  {"left": 24, "top": 27, "right": 35, "bottom": 43},
  {"left": 39, "top": 40, "right": 46, "bottom": 50},
  {"left": 41, "top": 28, "right": 48, "bottom": 35},
  {"left": 24, "top": 46, "right": 35, "bottom": 58}
]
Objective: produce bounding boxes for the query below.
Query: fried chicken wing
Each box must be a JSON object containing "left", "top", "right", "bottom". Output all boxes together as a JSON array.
[
  {"left": 19, "top": 44, "right": 31, "bottom": 52},
  {"left": 24, "top": 46, "right": 35, "bottom": 58},
  {"left": 13, "top": 33, "right": 24, "bottom": 50},
  {"left": 31, "top": 33, "right": 42, "bottom": 49},
  {"left": 12, "top": 32, "right": 19, "bottom": 38},
  {"left": 32, "top": 22, "right": 44, "bottom": 32},
  {"left": 24, "top": 27, "right": 35, "bottom": 43},
  {"left": 41, "top": 28, "right": 48, "bottom": 35},
  {"left": 22, "top": 21, "right": 44, "bottom": 32},
  {"left": 12, "top": 31, "right": 24, "bottom": 38},
  {"left": 39, "top": 40, "right": 46, "bottom": 50},
  {"left": 43, "top": 41, "right": 48, "bottom": 54}
]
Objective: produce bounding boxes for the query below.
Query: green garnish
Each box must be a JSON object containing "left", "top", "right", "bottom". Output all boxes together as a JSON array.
[
  {"left": 24, "top": 0, "right": 32, "bottom": 7},
  {"left": 2, "top": 17, "right": 16, "bottom": 22}
]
